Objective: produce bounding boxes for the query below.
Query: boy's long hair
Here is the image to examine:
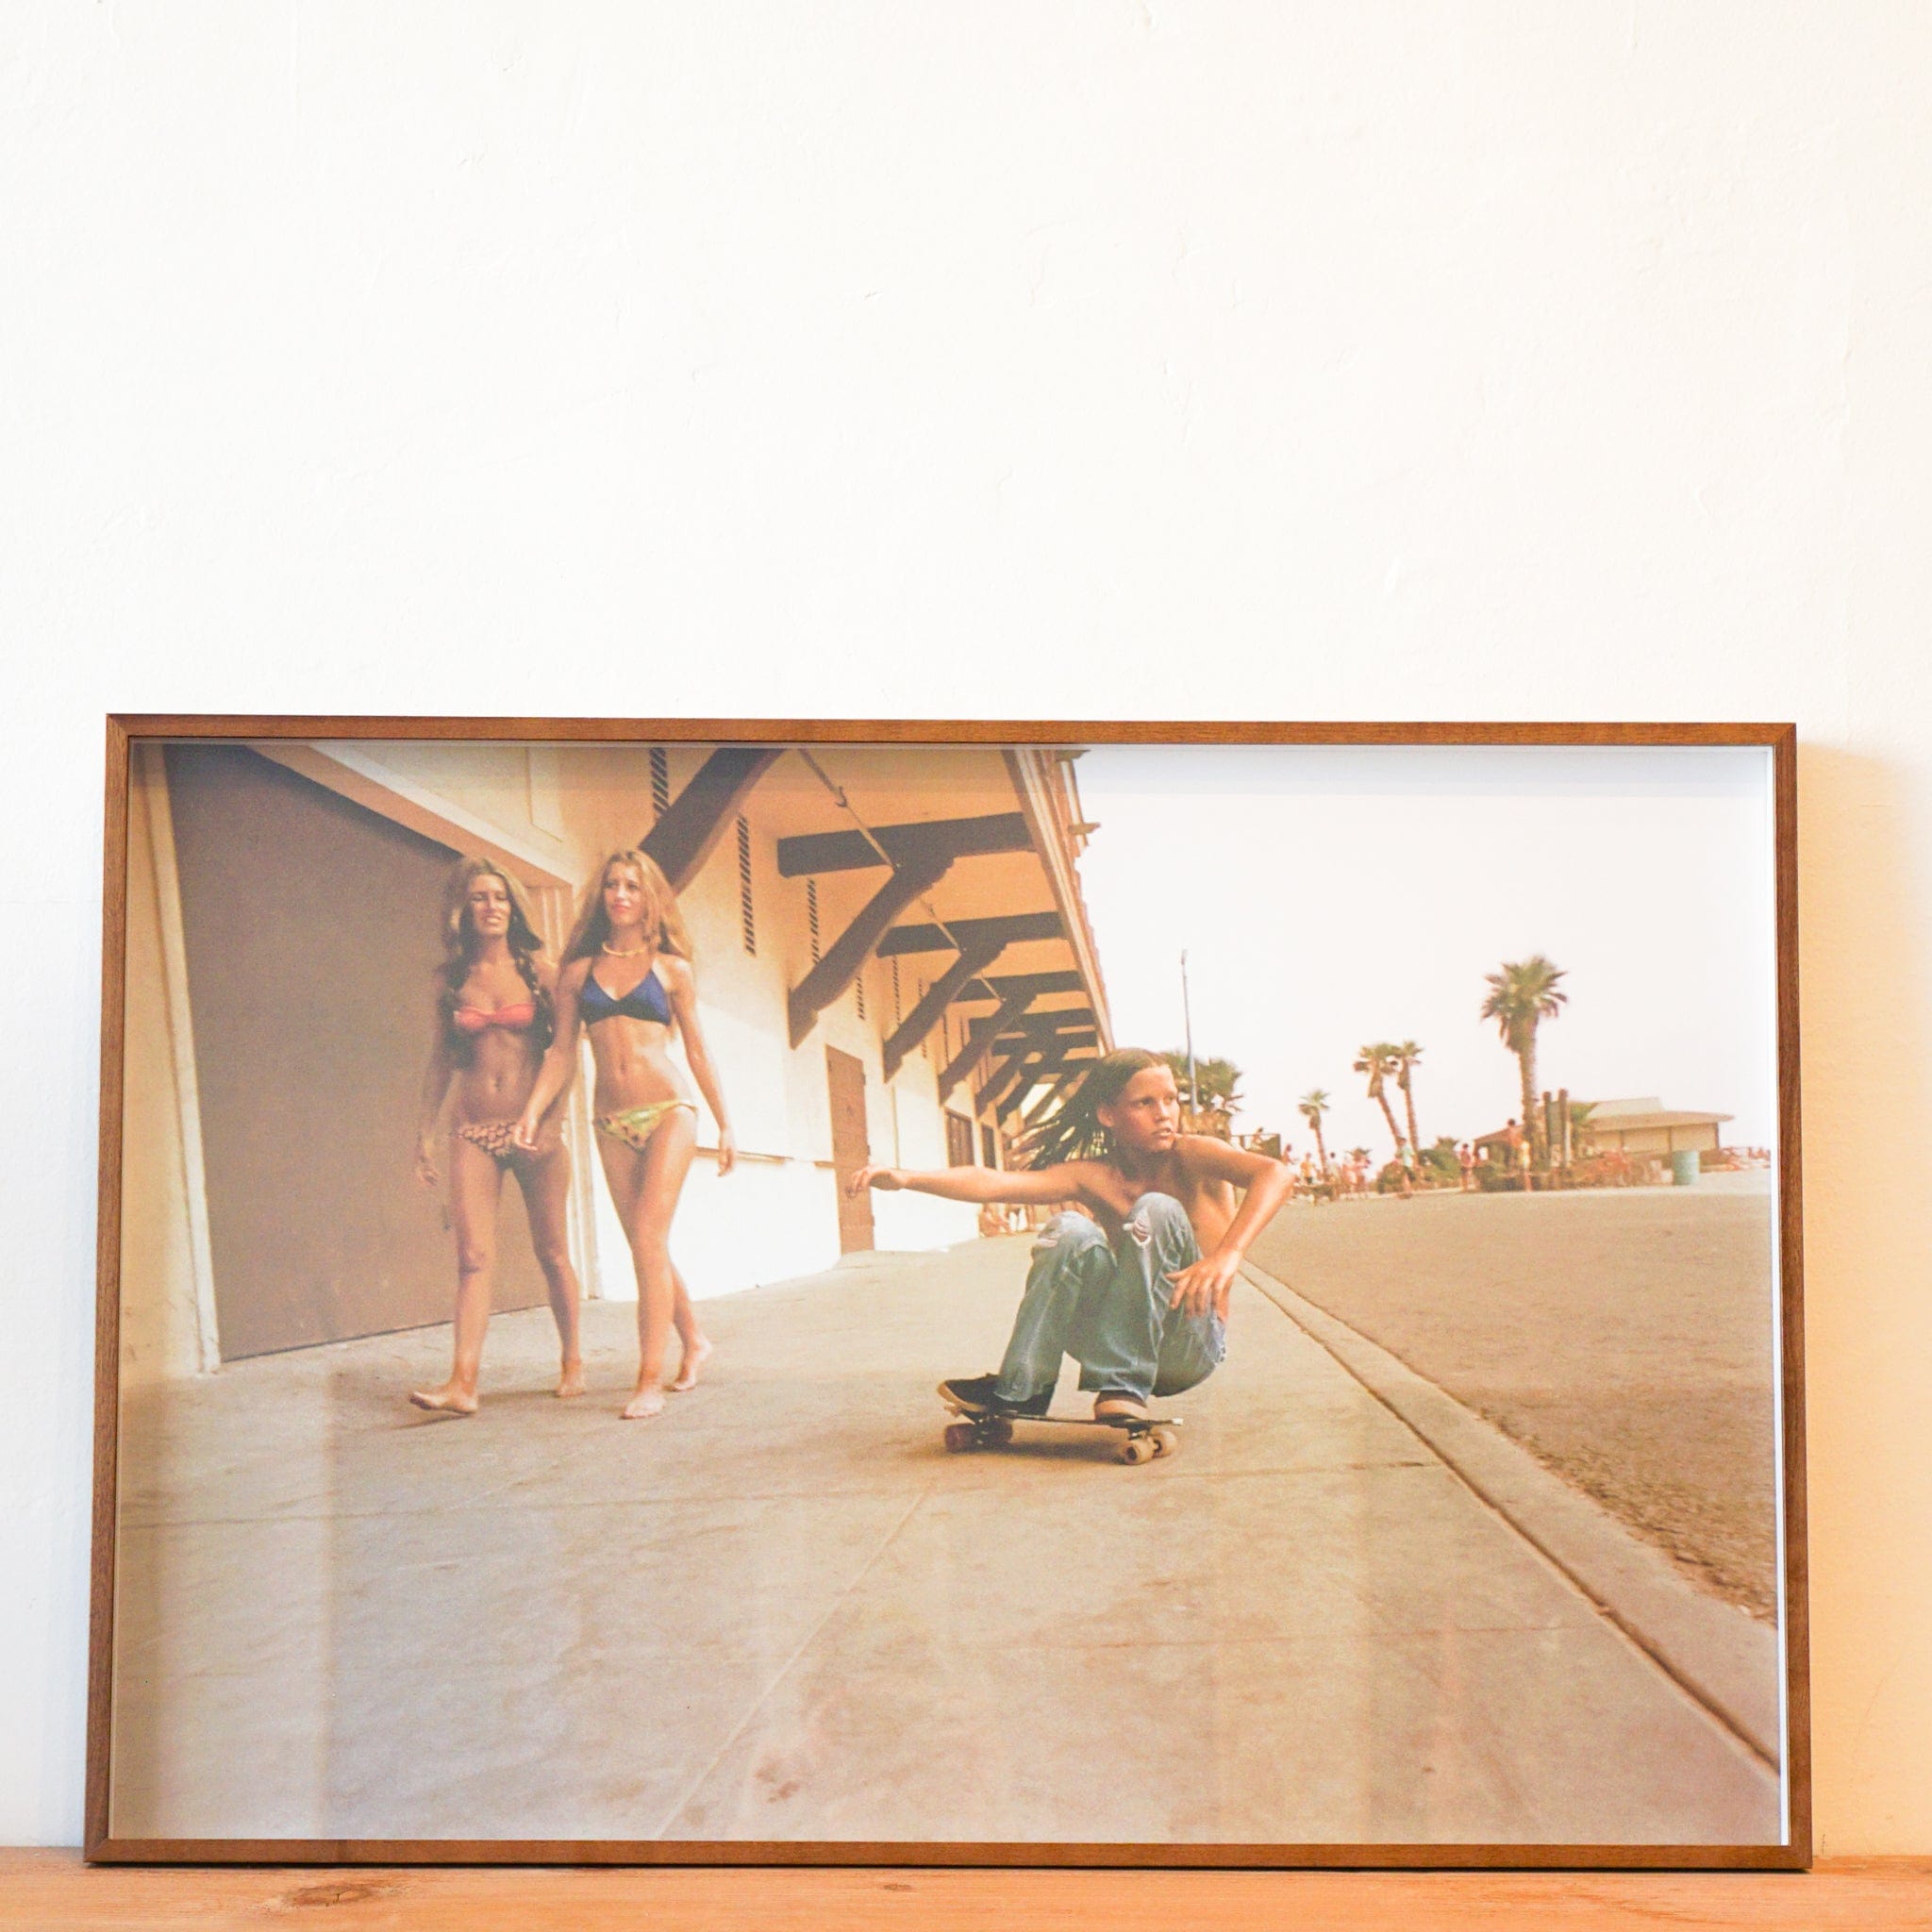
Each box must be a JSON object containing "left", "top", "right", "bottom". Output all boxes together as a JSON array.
[
  {"left": 561, "top": 848, "right": 693, "bottom": 968},
  {"left": 1018, "top": 1047, "right": 1168, "bottom": 1170},
  {"left": 436, "top": 857, "right": 553, "bottom": 1056}
]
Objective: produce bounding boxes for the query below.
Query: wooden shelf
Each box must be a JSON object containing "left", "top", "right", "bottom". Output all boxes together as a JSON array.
[{"left": 4, "top": 1851, "right": 1930, "bottom": 1929}]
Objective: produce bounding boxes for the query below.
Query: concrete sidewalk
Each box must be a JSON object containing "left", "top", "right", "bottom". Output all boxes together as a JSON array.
[{"left": 111, "top": 1236, "right": 1783, "bottom": 1847}]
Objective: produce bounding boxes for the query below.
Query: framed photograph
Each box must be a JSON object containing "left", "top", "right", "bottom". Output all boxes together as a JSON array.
[{"left": 89, "top": 718, "right": 1806, "bottom": 1868}]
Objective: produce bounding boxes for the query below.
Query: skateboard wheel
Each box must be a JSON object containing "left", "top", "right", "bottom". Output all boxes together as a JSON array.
[
  {"left": 1150, "top": 1426, "right": 1178, "bottom": 1457},
  {"left": 1118, "top": 1436, "right": 1156, "bottom": 1465},
  {"left": 943, "top": 1422, "right": 978, "bottom": 1453},
  {"left": 982, "top": 1418, "right": 1014, "bottom": 1447}
]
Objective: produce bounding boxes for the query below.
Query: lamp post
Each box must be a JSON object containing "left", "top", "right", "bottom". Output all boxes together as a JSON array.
[{"left": 1180, "top": 949, "right": 1199, "bottom": 1116}]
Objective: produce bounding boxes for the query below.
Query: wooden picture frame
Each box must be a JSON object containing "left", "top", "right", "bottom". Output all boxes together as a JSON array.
[{"left": 88, "top": 717, "right": 1807, "bottom": 1869}]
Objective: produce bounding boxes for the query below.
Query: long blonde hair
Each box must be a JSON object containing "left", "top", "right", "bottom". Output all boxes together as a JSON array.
[{"left": 562, "top": 848, "right": 693, "bottom": 967}]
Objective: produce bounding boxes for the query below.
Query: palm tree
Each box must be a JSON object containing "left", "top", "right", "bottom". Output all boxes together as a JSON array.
[
  {"left": 1193, "top": 1056, "right": 1243, "bottom": 1113},
  {"left": 1480, "top": 956, "right": 1568, "bottom": 1164},
  {"left": 1391, "top": 1041, "right": 1424, "bottom": 1153},
  {"left": 1352, "top": 1042, "right": 1406, "bottom": 1155},
  {"left": 1161, "top": 1050, "right": 1242, "bottom": 1113},
  {"left": 1297, "top": 1090, "right": 1331, "bottom": 1170},
  {"left": 1159, "top": 1049, "right": 1242, "bottom": 1136}
]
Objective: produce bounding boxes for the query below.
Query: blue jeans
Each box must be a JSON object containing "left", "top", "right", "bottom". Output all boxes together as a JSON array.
[{"left": 992, "top": 1193, "right": 1226, "bottom": 1407}]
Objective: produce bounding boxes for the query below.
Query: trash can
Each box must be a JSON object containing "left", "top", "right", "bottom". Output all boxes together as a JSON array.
[{"left": 1670, "top": 1150, "right": 1699, "bottom": 1187}]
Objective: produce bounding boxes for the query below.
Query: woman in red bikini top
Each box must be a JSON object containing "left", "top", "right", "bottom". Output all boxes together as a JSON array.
[
  {"left": 517, "top": 846, "right": 736, "bottom": 1422},
  {"left": 408, "top": 858, "right": 585, "bottom": 1418}
]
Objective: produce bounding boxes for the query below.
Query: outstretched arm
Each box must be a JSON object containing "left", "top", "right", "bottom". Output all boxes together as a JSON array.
[
  {"left": 663, "top": 957, "right": 736, "bottom": 1175},
  {"left": 1166, "top": 1139, "right": 1295, "bottom": 1319},
  {"left": 513, "top": 961, "right": 586, "bottom": 1150},
  {"left": 847, "top": 1160, "right": 1086, "bottom": 1208}
]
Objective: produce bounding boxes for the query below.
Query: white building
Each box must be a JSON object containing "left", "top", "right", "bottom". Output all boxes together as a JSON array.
[
  {"left": 118, "top": 735, "right": 1112, "bottom": 1383},
  {"left": 1575, "top": 1096, "right": 1734, "bottom": 1160}
]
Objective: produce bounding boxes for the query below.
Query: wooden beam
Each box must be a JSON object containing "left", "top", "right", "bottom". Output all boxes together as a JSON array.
[
  {"left": 938, "top": 991, "right": 1034, "bottom": 1096},
  {"left": 777, "top": 812, "right": 1031, "bottom": 877},
  {"left": 977, "top": 1051, "right": 1045, "bottom": 1119},
  {"left": 982, "top": 1041, "right": 1083, "bottom": 1120},
  {"left": 1004, "top": 1042, "right": 1081, "bottom": 1120},
  {"left": 787, "top": 849, "right": 954, "bottom": 1047},
  {"left": 1021, "top": 1055, "right": 1093, "bottom": 1126},
  {"left": 992, "top": 1009, "right": 1096, "bottom": 1045},
  {"left": 881, "top": 934, "right": 1006, "bottom": 1083},
  {"left": 640, "top": 747, "right": 783, "bottom": 892},
  {"left": 878, "top": 911, "right": 1061, "bottom": 958},
  {"left": 998, "top": 1032, "right": 1096, "bottom": 1059},
  {"left": 956, "top": 969, "right": 1086, "bottom": 1005}
]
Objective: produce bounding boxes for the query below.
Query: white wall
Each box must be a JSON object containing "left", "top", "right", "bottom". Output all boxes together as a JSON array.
[{"left": 4, "top": 0, "right": 1930, "bottom": 1854}]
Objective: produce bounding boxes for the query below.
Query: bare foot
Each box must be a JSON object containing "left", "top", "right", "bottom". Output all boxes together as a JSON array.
[
  {"left": 620, "top": 1383, "right": 666, "bottom": 1422},
  {"left": 664, "top": 1335, "right": 712, "bottom": 1393},
  {"left": 556, "top": 1359, "right": 586, "bottom": 1399},
  {"left": 408, "top": 1383, "right": 478, "bottom": 1417}
]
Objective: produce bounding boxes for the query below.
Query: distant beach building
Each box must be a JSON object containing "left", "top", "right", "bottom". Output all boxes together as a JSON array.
[
  {"left": 1470, "top": 1095, "right": 1733, "bottom": 1175},
  {"left": 1574, "top": 1097, "right": 1733, "bottom": 1159}
]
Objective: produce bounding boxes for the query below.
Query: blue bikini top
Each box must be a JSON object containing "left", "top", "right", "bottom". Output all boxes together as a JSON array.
[{"left": 580, "top": 962, "right": 672, "bottom": 1026}]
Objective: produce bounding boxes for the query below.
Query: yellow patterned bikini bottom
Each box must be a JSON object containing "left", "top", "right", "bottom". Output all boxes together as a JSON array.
[{"left": 593, "top": 1098, "right": 697, "bottom": 1151}]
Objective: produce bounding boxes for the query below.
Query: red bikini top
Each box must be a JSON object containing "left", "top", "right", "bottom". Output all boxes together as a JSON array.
[{"left": 451, "top": 1002, "right": 538, "bottom": 1034}]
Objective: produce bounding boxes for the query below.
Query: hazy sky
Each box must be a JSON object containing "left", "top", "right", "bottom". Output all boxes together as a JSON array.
[{"left": 1074, "top": 744, "right": 1779, "bottom": 1157}]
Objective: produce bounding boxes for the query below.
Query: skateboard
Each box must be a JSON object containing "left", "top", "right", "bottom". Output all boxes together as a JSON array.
[{"left": 938, "top": 1391, "right": 1181, "bottom": 1465}]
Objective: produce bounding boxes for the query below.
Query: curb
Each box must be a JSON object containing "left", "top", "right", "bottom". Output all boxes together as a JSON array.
[{"left": 1240, "top": 1259, "right": 1783, "bottom": 1768}]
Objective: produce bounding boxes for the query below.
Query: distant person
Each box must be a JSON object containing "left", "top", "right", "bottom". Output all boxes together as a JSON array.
[
  {"left": 409, "top": 858, "right": 584, "bottom": 1417},
  {"left": 847, "top": 1050, "right": 1293, "bottom": 1422},
  {"left": 517, "top": 848, "right": 734, "bottom": 1419},
  {"left": 1504, "top": 1117, "right": 1533, "bottom": 1191},
  {"left": 1457, "top": 1141, "right": 1477, "bottom": 1192}
]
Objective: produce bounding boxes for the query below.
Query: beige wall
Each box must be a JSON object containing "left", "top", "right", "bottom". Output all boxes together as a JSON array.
[{"left": 1591, "top": 1124, "right": 1724, "bottom": 1158}]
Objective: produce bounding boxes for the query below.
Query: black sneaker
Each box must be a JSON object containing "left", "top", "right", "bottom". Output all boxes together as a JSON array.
[{"left": 938, "top": 1374, "right": 1051, "bottom": 1419}]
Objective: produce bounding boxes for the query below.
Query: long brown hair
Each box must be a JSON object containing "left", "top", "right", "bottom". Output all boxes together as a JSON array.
[
  {"left": 1017, "top": 1047, "right": 1169, "bottom": 1169},
  {"left": 562, "top": 848, "right": 693, "bottom": 967},
  {"left": 436, "top": 857, "right": 552, "bottom": 1053}
]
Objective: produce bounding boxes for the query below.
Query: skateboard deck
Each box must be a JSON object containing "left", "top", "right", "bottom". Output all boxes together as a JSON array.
[{"left": 938, "top": 1391, "right": 1181, "bottom": 1464}]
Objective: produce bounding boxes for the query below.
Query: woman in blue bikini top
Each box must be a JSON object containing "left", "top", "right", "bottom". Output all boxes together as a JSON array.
[{"left": 517, "top": 846, "right": 736, "bottom": 1420}]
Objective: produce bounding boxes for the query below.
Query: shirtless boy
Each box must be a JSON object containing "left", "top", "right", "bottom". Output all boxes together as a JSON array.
[{"left": 847, "top": 1049, "right": 1294, "bottom": 1421}]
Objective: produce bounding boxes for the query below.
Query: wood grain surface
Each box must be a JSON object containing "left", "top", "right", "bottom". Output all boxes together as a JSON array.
[
  {"left": 107, "top": 716, "right": 1798, "bottom": 746},
  {"left": 4, "top": 1850, "right": 1927, "bottom": 1931}
]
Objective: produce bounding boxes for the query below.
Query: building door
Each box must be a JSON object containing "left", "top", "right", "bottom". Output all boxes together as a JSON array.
[
  {"left": 164, "top": 745, "right": 549, "bottom": 1358},
  {"left": 826, "top": 1046, "right": 874, "bottom": 1254}
]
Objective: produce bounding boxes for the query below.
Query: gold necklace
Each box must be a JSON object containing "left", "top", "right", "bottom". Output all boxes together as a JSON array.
[{"left": 602, "top": 941, "right": 650, "bottom": 957}]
